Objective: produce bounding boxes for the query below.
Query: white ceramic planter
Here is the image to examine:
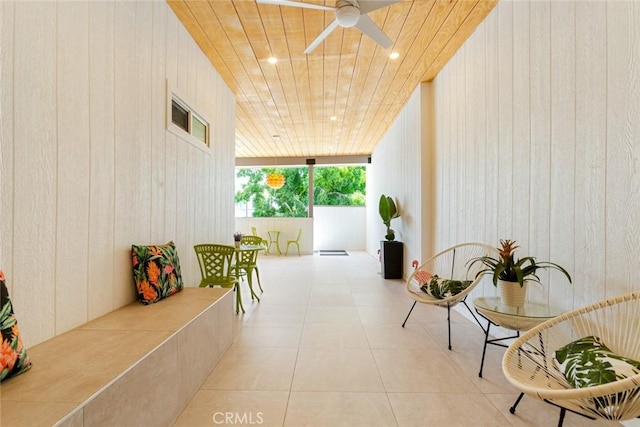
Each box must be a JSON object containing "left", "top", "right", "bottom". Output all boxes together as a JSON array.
[{"left": 498, "top": 279, "right": 527, "bottom": 307}]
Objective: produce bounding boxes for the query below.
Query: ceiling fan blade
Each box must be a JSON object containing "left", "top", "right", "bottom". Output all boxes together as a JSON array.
[
  {"left": 304, "top": 19, "right": 340, "bottom": 54},
  {"left": 256, "top": 0, "right": 335, "bottom": 12},
  {"left": 355, "top": 14, "right": 392, "bottom": 49},
  {"left": 359, "top": 0, "right": 402, "bottom": 15}
]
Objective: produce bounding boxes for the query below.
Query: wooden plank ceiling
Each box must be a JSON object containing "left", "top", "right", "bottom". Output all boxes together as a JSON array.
[{"left": 168, "top": 0, "right": 497, "bottom": 159}]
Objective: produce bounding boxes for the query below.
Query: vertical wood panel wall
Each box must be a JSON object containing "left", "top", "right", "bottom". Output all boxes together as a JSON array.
[
  {"left": 367, "top": 88, "right": 423, "bottom": 275},
  {"left": 0, "top": 1, "right": 236, "bottom": 346},
  {"left": 366, "top": 0, "right": 639, "bottom": 313},
  {"left": 432, "top": 0, "right": 640, "bottom": 309}
]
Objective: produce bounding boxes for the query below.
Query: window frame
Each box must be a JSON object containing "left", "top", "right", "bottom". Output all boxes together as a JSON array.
[{"left": 166, "top": 81, "right": 211, "bottom": 151}]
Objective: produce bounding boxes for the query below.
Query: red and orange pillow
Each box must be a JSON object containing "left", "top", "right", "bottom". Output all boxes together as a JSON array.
[
  {"left": 131, "top": 241, "right": 184, "bottom": 305},
  {"left": 1, "top": 270, "right": 32, "bottom": 381}
]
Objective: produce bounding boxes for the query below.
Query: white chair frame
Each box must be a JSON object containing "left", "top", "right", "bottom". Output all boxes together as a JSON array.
[
  {"left": 502, "top": 292, "right": 640, "bottom": 426},
  {"left": 402, "top": 242, "right": 494, "bottom": 350}
]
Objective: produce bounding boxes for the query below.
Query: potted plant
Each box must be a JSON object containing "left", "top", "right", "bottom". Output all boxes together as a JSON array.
[
  {"left": 379, "top": 194, "right": 403, "bottom": 279},
  {"left": 380, "top": 194, "right": 400, "bottom": 241},
  {"left": 467, "top": 239, "right": 572, "bottom": 307},
  {"left": 233, "top": 231, "right": 243, "bottom": 248}
]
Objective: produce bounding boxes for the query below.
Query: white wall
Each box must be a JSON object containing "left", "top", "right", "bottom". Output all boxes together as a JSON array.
[
  {"left": 313, "top": 206, "right": 366, "bottom": 251},
  {"left": 0, "top": 1, "right": 236, "bottom": 347},
  {"left": 431, "top": 0, "right": 640, "bottom": 311},
  {"left": 368, "top": 0, "right": 640, "bottom": 312},
  {"left": 366, "top": 87, "right": 426, "bottom": 276}
]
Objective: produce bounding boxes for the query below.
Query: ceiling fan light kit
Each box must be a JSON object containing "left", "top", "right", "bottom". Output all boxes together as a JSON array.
[
  {"left": 256, "top": 0, "right": 400, "bottom": 54},
  {"left": 336, "top": 3, "right": 360, "bottom": 27}
]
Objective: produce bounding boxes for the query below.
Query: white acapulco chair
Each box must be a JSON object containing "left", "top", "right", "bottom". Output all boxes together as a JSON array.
[
  {"left": 402, "top": 242, "right": 494, "bottom": 350},
  {"left": 502, "top": 292, "right": 640, "bottom": 426}
]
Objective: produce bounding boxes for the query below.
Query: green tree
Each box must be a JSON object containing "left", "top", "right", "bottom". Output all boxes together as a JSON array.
[
  {"left": 313, "top": 166, "right": 366, "bottom": 206},
  {"left": 235, "top": 165, "right": 366, "bottom": 217},
  {"left": 235, "top": 167, "right": 308, "bottom": 217}
]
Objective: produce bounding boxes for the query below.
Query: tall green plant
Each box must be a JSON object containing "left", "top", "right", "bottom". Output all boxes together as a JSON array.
[{"left": 379, "top": 194, "right": 400, "bottom": 241}]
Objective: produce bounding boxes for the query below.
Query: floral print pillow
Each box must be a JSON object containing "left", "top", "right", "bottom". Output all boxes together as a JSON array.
[
  {"left": 131, "top": 241, "right": 184, "bottom": 305},
  {"left": 1, "top": 270, "right": 32, "bottom": 381}
]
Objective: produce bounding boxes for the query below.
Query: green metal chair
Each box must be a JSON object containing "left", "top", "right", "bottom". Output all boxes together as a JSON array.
[
  {"left": 235, "top": 235, "right": 264, "bottom": 295},
  {"left": 285, "top": 228, "right": 302, "bottom": 256},
  {"left": 251, "top": 226, "right": 268, "bottom": 247},
  {"left": 194, "top": 244, "right": 243, "bottom": 313}
]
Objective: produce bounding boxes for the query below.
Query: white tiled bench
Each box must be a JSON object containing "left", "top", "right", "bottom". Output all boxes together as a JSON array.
[{"left": 0, "top": 287, "right": 234, "bottom": 426}]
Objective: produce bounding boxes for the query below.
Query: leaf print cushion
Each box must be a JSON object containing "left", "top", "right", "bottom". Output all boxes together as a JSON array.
[
  {"left": 1, "top": 270, "right": 33, "bottom": 381},
  {"left": 131, "top": 241, "right": 184, "bottom": 305},
  {"left": 419, "top": 275, "right": 472, "bottom": 299},
  {"left": 555, "top": 336, "right": 640, "bottom": 389}
]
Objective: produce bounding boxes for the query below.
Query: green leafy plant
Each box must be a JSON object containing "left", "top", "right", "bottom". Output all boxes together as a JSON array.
[
  {"left": 467, "top": 239, "right": 572, "bottom": 287},
  {"left": 235, "top": 166, "right": 366, "bottom": 218},
  {"left": 379, "top": 194, "right": 400, "bottom": 241}
]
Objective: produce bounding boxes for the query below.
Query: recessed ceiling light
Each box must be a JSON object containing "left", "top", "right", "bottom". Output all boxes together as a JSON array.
[
  {"left": 330, "top": 116, "right": 337, "bottom": 121},
  {"left": 267, "top": 56, "right": 278, "bottom": 64},
  {"left": 389, "top": 52, "right": 400, "bottom": 60}
]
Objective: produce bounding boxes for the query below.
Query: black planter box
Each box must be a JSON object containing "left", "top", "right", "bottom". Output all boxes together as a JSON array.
[{"left": 381, "top": 240, "right": 403, "bottom": 279}]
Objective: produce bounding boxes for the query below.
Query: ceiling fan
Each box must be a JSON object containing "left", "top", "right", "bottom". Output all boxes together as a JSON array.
[{"left": 256, "top": 0, "right": 401, "bottom": 54}]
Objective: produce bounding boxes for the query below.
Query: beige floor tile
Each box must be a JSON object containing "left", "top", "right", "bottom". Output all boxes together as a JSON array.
[
  {"left": 307, "top": 292, "right": 356, "bottom": 307},
  {"left": 259, "top": 281, "right": 312, "bottom": 294},
  {"left": 304, "top": 270, "right": 348, "bottom": 283},
  {"left": 348, "top": 280, "right": 405, "bottom": 296},
  {"left": 178, "top": 252, "right": 582, "bottom": 426},
  {"left": 245, "top": 304, "right": 307, "bottom": 323},
  {"left": 352, "top": 292, "right": 409, "bottom": 307},
  {"left": 357, "top": 277, "right": 389, "bottom": 291},
  {"left": 357, "top": 305, "right": 414, "bottom": 324},
  {"left": 448, "top": 345, "right": 516, "bottom": 393},
  {"left": 304, "top": 306, "right": 361, "bottom": 323},
  {"left": 201, "top": 347, "right": 297, "bottom": 391},
  {"left": 388, "top": 392, "right": 510, "bottom": 426},
  {"left": 400, "top": 302, "right": 461, "bottom": 325},
  {"left": 307, "top": 279, "right": 351, "bottom": 287},
  {"left": 373, "top": 348, "right": 480, "bottom": 393},
  {"left": 363, "top": 322, "right": 440, "bottom": 349},
  {"left": 299, "top": 322, "right": 369, "bottom": 348},
  {"left": 420, "top": 317, "right": 487, "bottom": 350},
  {"left": 233, "top": 322, "right": 303, "bottom": 348},
  {"left": 489, "top": 393, "right": 622, "bottom": 427},
  {"left": 284, "top": 392, "right": 397, "bottom": 427},
  {"left": 174, "top": 390, "right": 289, "bottom": 427},
  {"left": 258, "top": 290, "right": 310, "bottom": 306},
  {"left": 309, "top": 283, "right": 352, "bottom": 294},
  {"left": 292, "top": 348, "right": 384, "bottom": 392}
]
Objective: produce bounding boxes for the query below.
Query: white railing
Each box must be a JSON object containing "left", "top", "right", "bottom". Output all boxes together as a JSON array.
[
  {"left": 235, "top": 205, "right": 366, "bottom": 254},
  {"left": 313, "top": 206, "right": 366, "bottom": 251}
]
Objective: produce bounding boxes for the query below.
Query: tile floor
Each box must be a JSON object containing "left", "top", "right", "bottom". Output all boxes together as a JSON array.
[{"left": 174, "top": 251, "right": 619, "bottom": 427}]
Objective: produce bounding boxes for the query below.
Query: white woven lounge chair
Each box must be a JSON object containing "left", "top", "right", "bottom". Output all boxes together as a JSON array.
[
  {"left": 402, "top": 242, "right": 494, "bottom": 350},
  {"left": 502, "top": 292, "right": 640, "bottom": 426}
]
